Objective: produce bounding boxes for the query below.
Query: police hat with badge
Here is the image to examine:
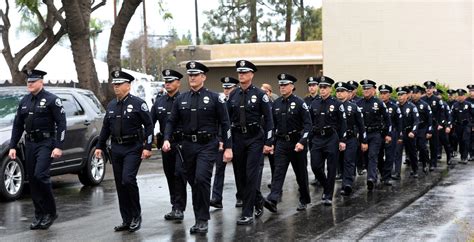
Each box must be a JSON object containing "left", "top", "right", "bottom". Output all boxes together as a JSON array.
[
  {"left": 347, "top": 80, "right": 359, "bottom": 90},
  {"left": 111, "top": 70, "right": 135, "bottom": 84},
  {"left": 396, "top": 86, "right": 410, "bottom": 95},
  {"left": 457, "top": 88, "right": 467, "bottom": 96},
  {"left": 334, "top": 81, "right": 353, "bottom": 92},
  {"left": 23, "top": 69, "right": 47, "bottom": 82},
  {"left": 359, "top": 79, "right": 376, "bottom": 89},
  {"left": 162, "top": 69, "right": 183, "bottom": 82},
  {"left": 447, "top": 89, "right": 457, "bottom": 96},
  {"left": 378, "top": 84, "right": 393, "bottom": 93},
  {"left": 411, "top": 85, "right": 425, "bottom": 93},
  {"left": 186, "top": 61, "right": 209, "bottom": 74},
  {"left": 467, "top": 85, "right": 474, "bottom": 91},
  {"left": 306, "top": 76, "right": 319, "bottom": 85},
  {"left": 435, "top": 89, "right": 444, "bottom": 95},
  {"left": 221, "top": 76, "right": 239, "bottom": 89},
  {"left": 423, "top": 81, "right": 437, "bottom": 89},
  {"left": 317, "top": 76, "right": 335, "bottom": 87},
  {"left": 277, "top": 73, "right": 297, "bottom": 85},
  {"left": 236, "top": 60, "right": 257, "bottom": 73}
]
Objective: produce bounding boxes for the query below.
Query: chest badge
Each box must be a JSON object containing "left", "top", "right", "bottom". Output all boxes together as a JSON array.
[
  {"left": 420, "top": 104, "right": 424, "bottom": 110},
  {"left": 373, "top": 102, "right": 379, "bottom": 110},
  {"left": 329, "top": 105, "right": 335, "bottom": 112},
  {"left": 347, "top": 105, "right": 352, "bottom": 112},
  {"left": 203, "top": 96, "right": 210, "bottom": 104},
  {"left": 388, "top": 107, "right": 393, "bottom": 113},
  {"left": 127, "top": 104, "right": 133, "bottom": 113},
  {"left": 39, "top": 98, "right": 47, "bottom": 107},
  {"left": 251, "top": 95, "right": 257, "bottom": 103},
  {"left": 290, "top": 102, "right": 296, "bottom": 109}
]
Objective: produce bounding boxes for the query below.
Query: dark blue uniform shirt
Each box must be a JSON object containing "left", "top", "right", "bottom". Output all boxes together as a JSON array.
[
  {"left": 385, "top": 99, "right": 403, "bottom": 132},
  {"left": 412, "top": 99, "right": 433, "bottom": 134},
  {"left": 272, "top": 94, "right": 312, "bottom": 145},
  {"left": 357, "top": 96, "right": 392, "bottom": 136},
  {"left": 151, "top": 92, "right": 182, "bottom": 134},
  {"left": 9, "top": 88, "right": 66, "bottom": 149},
  {"left": 310, "top": 96, "right": 347, "bottom": 140},
  {"left": 422, "top": 95, "right": 446, "bottom": 126},
  {"left": 342, "top": 100, "right": 367, "bottom": 144},
  {"left": 398, "top": 101, "right": 420, "bottom": 135},
  {"left": 451, "top": 101, "right": 474, "bottom": 126}
]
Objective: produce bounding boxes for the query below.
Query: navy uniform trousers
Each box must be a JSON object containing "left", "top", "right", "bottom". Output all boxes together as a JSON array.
[
  {"left": 429, "top": 127, "right": 440, "bottom": 168},
  {"left": 161, "top": 145, "right": 187, "bottom": 211},
  {"left": 364, "top": 132, "right": 382, "bottom": 182},
  {"left": 181, "top": 139, "right": 218, "bottom": 221},
  {"left": 311, "top": 132, "right": 339, "bottom": 198},
  {"left": 211, "top": 149, "right": 226, "bottom": 202},
  {"left": 232, "top": 131, "right": 264, "bottom": 218},
  {"left": 416, "top": 128, "right": 430, "bottom": 169},
  {"left": 402, "top": 133, "right": 418, "bottom": 173},
  {"left": 111, "top": 141, "right": 143, "bottom": 224},
  {"left": 378, "top": 131, "right": 398, "bottom": 181},
  {"left": 456, "top": 125, "right": 471, "bottom": 161},
  {"left": 267, "top": 139, "right": 310, "bottom": 204},
  {"left": 341, "top": 137, "right": 358, "bottom": 188},
  {"left": 25, "top": 138, "right": 56, "bottom": 217},
  {"left": 438, "top": 128, "right": 452, "bottom": 163}
]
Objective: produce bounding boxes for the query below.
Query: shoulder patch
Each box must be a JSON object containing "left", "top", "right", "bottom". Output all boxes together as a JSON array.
[
  {"left": 55, "top": 98, "right": 63, "bottom": 107},
  {"left": 302, "top": 102, "right": 309, "bottom": 110},
  {"left": 262, "top": 94, "right": 269, "bottom": 103},
  {"left": 141, "top": 103, "right": 149, "bottom": 112},
  {"left": 218, "top": 95, "right": 226, "bottom": 103}
]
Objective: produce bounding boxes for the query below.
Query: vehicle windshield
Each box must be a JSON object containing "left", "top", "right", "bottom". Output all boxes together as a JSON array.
[{"left": 0, "top": 91, "right": 27, "bottom": 128}]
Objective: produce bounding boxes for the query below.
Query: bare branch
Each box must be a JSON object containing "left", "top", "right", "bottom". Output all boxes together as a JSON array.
[
  {"left": 23, "top": 26, "right": 67, "bottom": 70},
  {"left": 92, "top": 0, "right": 107, "bottom": 12},
  {"left": 43, "top": 0, "right": 67, "bottom": 27}
]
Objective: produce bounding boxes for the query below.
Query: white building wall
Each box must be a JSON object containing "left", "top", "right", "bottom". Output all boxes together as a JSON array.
[{"left": 323, "top": 0, "right": 473, "bottom": 89}]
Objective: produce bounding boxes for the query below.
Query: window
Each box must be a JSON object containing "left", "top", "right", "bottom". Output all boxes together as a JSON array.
[
  {"left": 82, "top": 92, "right": 105, "bottom": 114},
  {"left": 57, "top": 93, "right": 84, "bottom": 117}
]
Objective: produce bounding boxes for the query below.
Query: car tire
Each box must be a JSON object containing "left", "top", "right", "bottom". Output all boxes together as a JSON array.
[
  {"left": 0, "top": 156, "right": 25, "bottom": 201},
  {"left": 78, "top": 148, "right": 106, "bottom": 186}
]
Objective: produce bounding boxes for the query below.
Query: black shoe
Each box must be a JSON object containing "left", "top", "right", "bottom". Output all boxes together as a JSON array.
[
  {"left": 114, "top": 222, "right": 130, "bottom": 232},
  {"left": 413, "top": 172, "right": 419, "bottom": 178},
  {"left": 129, "top": 216, "right": 142, "bottom": 232},
  {"left": 210, "top": 199, "right": 223, "bottom": 209},
  {"left": 322, "top": 198, "right": 332, "bottom": 206},
  {"left": 254, "top": 205, "right": 264, "bottom": 218},
  {"left": 335, "top": 174, "right": 342, "bottom": 181},
  {"left": 437, "top": 155, "right": 442, "bottom": 160},
  {"left": 235, "top": 199, "right": 243, "bottom": 208},
  {"left": 164, "top": 209, "right": 184, "bottom": 220},
  {"left": 469, "top": 157, "right": 474, "bottom": 161},
  {"left": 310, "top": 179, "right": 319, "bottom": 186},
  {"left": 423, "top": 167, "right": 428, "bottom": 174},
  {"left": 357, "top": 169, "right": 367, "bottom": 176},
  {"left": 296, "top": 202, "right": 307, "bottom": 211},
  {"left": 30, "top": 215, "right": 43, "bottom": 230},
  {"left": 38, "top": 214, "right": 58, "bottom": 230},
  {"left": 236, "top": 216, "right": 254, "bottom": 225},
  {"left": 341, "top": 185, "right": 352, "bottom": 196},
  {"left": 391, "top": 174, "right": 401, "bottom": 180},
  {"left": 429, "top": 167, "right": 435, "bottom": 172},
  {"left": 267, "top": 183, "right": 272, "bottom": 189},
  {"left": 460, "top": 159, "right": 468, "bottom": 164},
  {"left": 367, "top": 180, "right": 374, "bottom": 191},
  {"left": 382, "top": 180, "right": 392, "bottom": 186},
  {"left": 263, "top": 198, "right": 277, "bottom": 213},
  {"left": 190, "top": 220, "right": 208, "bottom": 234}
]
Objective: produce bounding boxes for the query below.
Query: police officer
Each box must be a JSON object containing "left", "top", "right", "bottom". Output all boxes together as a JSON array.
[
  {"left": 466, "top": 85, "right": 474, "bottom": 161},
  {"left": 422, "top": 81, "right": 446, "bottom": 170},
  {"left": 395, "top": 86, "right": 420, "bottom": 177},
  {"left": 227, "top": 60, "right": 273, "bottom": 225},
  {"left": 310, "top": 76, "right": 347, "bottom": 205},
  {"left": 347, "top": 80, "right": 362, "bottom": 103},
  {"left": 9, "top": 69, "right": 66, "bottom": 230},
  {"left": 162, "top": 61, "right": 233, "bottom": 234},
  {"left": 435, "top": 89, "right": 453, "bottom": 165},
  {"left": 377, "top": 84, "right": 401, "bottom": 185},
  {"left": 335, "top": 82, "right": 367, "bottom": 196},
  {"left": 95, "top": 70, "right": 154, "bottom": 232},
  {"left": 411, "top": 85, "right": 433, "bottom": 173},
  {"left": 447, "top": 89, "right": 459, "bottom": 158},
  {"left": 451, "top": 89, "right": 473, "bottom": 164},
  {"left": 151, "top": 69, "right": 187, "bottom": 220},
  {"left": 304, "top": 76, "right": 320, "bottom": 186},
  {"left": 347, "top": 80, "right": 365, "bottom": 176},
  {"left": 357, "top": 80, "right": 392, "bottom": 191},
  {"left": 210, "top": 76, "right": 239, "bottom": 209},
  {"left": 263, "top": 73, "right": 312, "bottom": 213}
]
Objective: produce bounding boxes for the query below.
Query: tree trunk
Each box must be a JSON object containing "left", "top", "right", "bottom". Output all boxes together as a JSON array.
[
  {"left": 249, "top": 0, "right": 258, "bottom": 42},
  {"left": 106, "top": 0, "right": 142, "bottom": 102},
  {"left": 285, "top": 0, "right": 292, "bottom": 42},
  {"left": 300, "top": 0, "right": 305, "bottom": 41}
]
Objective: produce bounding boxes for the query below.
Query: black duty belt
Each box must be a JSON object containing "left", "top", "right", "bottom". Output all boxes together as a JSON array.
[
  {"left": 276, "top": 132, "right": 300, "bottom": 142},
  {"left": 403, "top": 126, "right": 413, "bottom": 132},
  {"left": 25, "top": 131, "right": 54, "bottom": 143},
  {"left": 183, "top": 133, "right": 215, "bottom": 143},
  {"left": 232, "top": 122, "right": 261, "bottom": 134},
  {"left": 312, "top": 126, "right": 334, "bottom": 137},
  {"left": 366, "top": 126, "right": 382, "bottom": 133},
  {"left": 111, "top": 134, "right": 140, "bottom": 144},
  {"left": 345, "top": 129, "right": 356, "bottom": 138}
]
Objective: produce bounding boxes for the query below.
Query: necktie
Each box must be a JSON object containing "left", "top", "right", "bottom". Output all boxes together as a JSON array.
[
  {"left": 25, "top": 96, "right": 37, "bottom": 132},
  {"left": 190, "top": 92, "right": 199, "bottom": 132},
  {"left": 239, "top": 91, "right": 247, "bottom": 127},
  {"left": 114, "top": 100, "right": 123, "bottom": 137},
  {"left": 280, "top": 98, "right": 288, "bottom": 134}
]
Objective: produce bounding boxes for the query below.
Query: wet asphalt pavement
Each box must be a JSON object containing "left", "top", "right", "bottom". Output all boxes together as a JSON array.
[{"left": 0, "top": 150, "right": 473, "bottom": 241}]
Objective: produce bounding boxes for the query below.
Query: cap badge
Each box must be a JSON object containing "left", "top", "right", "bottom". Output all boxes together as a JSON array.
[
  {"left": 113, "top": 71, "right": 120, "bottom": 78},
  {"left": 309, "top": 77, "right": 313, "bottom": 81},
  {"left": 281, "top": 74, "right": 285, "bottom": 79},
  {"left": 239, "top": 60, "right": 245, "bottom": 67},
  {"left": 165, "top": 70, "right": 170, "bottom": 76},
  {"left": 190, "top": 62, "right": 196, "bottom": 68},
  {"left": 225, "top": 77, "right": 229, "bottom": 83},
  {"left": 321, "top": 76, "right": 325, "bottom": 82},
  {"left": 27, "top": 70, "right": 32, "bottom": 75},
  {"left": 338, "top": 83, "right": 342, "bottom": 87}
]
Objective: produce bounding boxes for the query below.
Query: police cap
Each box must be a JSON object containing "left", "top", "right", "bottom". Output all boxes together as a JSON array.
[
  {"left": 111, "top": 70, "right": 134, "bottom": 84},
  {"left": 467, "top": 84, "right": 474, "bottom": 91},
  {"left": 457, "top": 89, "right": 467, "bottom": 95},
  {"left": 347, "top": 80, "right": 359, "bottom": 89},
  {"left": 411, "top": 85, "right": 425, "bottom": 93},
  {"left": 378, "top": 84, "right": 393, "bottom": 93},
  {"left": 436, "top": 89, "right": 444, "bottom": 95},
  {"left": 360, "top": 79, "right": 377, "bottom": 89},
  {"left": 396, "top": 86, "right": 410, "bottom": 95},
  {"left": 306, "top": 76, "right": 319, "bottom": 85},
  {"left": 186, "top": 61, "right": 209, "bottom": 74},
  {"left": 335, "top": 82, "right": 352, "bottom": 91},
  {"left": 447, "top": 89, "right": 457, "bottom": 95},
  {"left": 23, "top": 69, "right": 47, "bottom": 82},
  {"left": 236, "top": 60, "right": 257, "bottom": 73},
  {"left": 423, "top": 81, "right": 436, "bottom": 88},
  {"left": 277, "top": 73, "right": 297, "bottom": 85},
  {"left": 221, "top": 76, "right": 239, "bottom": 88},
  {"left": 318, "top": 76, "right": 335, "bottom": 87},
  {"left": 162, "top": 69, "right": 183, "bottom": 82}
]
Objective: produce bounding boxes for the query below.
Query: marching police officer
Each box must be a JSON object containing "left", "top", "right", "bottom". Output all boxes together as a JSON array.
[
  {"left": 334, "top": 82, "right": 367, "bottom": 196},
  {"left": 304, "top": 76, "right": 320, "bottom": 186},
  {"left": 451, "top": 89, "right": 473, "bottom": 164},
  {"left": 95, "top": 70, "right": 154, "bottom": 232},
  {"left": 227, "top": 60, "right": 274, "bottom": 225},
  {"left": 347, "top": 80, "right": 365, "bottom": 176},
  {"left": 347, "top": 80, "right": 362, "bottom": 104},
  {"left": 162, "top": 61, "right": 233, "bottom": 234},
  {"left": 310, "top": 76, "right": 347, "bottom": 205},
  {"left": 263, "top": 73, "right": 312, "bottom": 213},
  {"left": 210, "top": 76, "right": 239, "bottom": 209},
  {"left": 435, "top": 89, "right": 453, "bottom": 165},
  {"left": 151, "top": 69, "right": 187, "bottom": 220},
  {"left": 422, "top": 81, "right": 446, "bottom": 170},
  {"left": 467, "top": 85, "right": 474, "bottom": 161},
  {"left": 395, "top": 87, "right": 420, "bottom": 177},
  {"left": 357, "top": 80, "right": 392, "bottom": 191},
  {"left": 9, "top": 69, "right": 66, "bottom": 230},
  {"left": 378, "top": 84, "right": 401, "bottom": 185},
  {"left": 411, "top": 85, "right": 433, "bottom": 173},
  {"left": 447, "top": 89, "right": 459, "bottom": 158}
]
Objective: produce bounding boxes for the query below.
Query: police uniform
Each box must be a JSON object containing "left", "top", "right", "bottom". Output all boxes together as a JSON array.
[
  {"left": 335, "top": 82, "right": 366, "bottom": 196},
  {"left": 97, "top": 70, "right": 154, "bottom": 232},
  {"left": 210, "top": 76, "right": 239, "bottom": 208},
  {"left": 310, "top": 76, "right": 347, "bottom": 205},
  {"left": 347, "top": 80, "right": 364, "bottom": 175},
  {"left": 357, "top": 80, "right": 392, "bottom": 190},
  {"left": 303, "top": 76, "right": 320, "bottom": 185},
  {"left": 411, "top": 85, "right": 433, "bottom": 172},
  {"left": 347, "top": 80, "right": 363, "bottom": 104},
  {"left": 377, "top": 85, "right": 401, "bottom": 185},
  {"left": 422, "top": 81, "right": 447, "bottom": 170},
  {"left": 163, "top": 61, "right": 232, "bottom": 233},
  {"left": 436, "top": 89, "right": 453, "bottom": 165},
  {"left": 150, "top": 69, "right": 187, "bottom": 220},
  {"left": 395, "top": 87, "right": 421, "bottom": 176},
  {"left": 227, "top": 60, "right": 274, "bottom": 225},
  {"left": 263, "top": 74, "right": 312, "bottom": 213},
  {"left": 447, "top": 89, "right": 459, "bottom": 157},
  {"left": 466, "top": 85, "right": 474, "bottom": 160},
  {"left": 451, "top": 89, "right": 473, "bottom": 163},
  {"left": 9, "top": 69, "right": 66, "bottom": 230}
]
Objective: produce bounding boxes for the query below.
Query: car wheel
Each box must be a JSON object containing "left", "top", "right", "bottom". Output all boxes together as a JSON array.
[
  {"left": 78, "top": 148, "right": 106, "bottom": 186},
  {"left": 0, "top": 156, "right": 25, "bottom": 201}
]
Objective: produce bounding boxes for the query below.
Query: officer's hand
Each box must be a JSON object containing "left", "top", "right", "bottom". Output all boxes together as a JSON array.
[
  {"left": 162, "top": 140, "right": 171, "bottom": 152},
  {"left": 51, "top": 148, "right": 62, "bottom": 159},
  {"left": 263, "top": 145, "right": 273, "bottom": 154},
  {"left": 141, "top": 149, "right": 152, "bottom": 159},
  {"left": 361, "top": 143, "right": 368, "bottom": 152},
  {"left": 294, "top": 143, "right": 304, "bottom": 152},
  {"left": 385, "top": 136, "right": 392, "bottom": 144},
  {"left": 339, "top": 142, "right": 346, "bottom": 151},
  {"left": 408, "top": 132, "right": 415, "bottom": 138},
  {"left": 445, "top": 127, "right": 451, "bottom": 134},
  {"left": 218, "top": 142, "right": 224, "bottom": 151},
  {"left": 95, "top": 148, "right": 102, "bottom": 159},
  {"left": 397, "top": 139, "right": 403, "bottom": 144},
  {"left": 9, "top": 149, "right": 16, "bottom": 160},
  {"left": 223, "top": 148, "right": 233, "bottom": 162},
  {"left": 438, "top": 125, "right": 443, "bottom": 130},
  {"left": 426, "top": 133, "right": 432, "bottom": 139}
]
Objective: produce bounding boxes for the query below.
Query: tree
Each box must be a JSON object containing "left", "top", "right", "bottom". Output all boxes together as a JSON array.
[{"left": 295, "top": 7, "right": 322, "bottom": 41}]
